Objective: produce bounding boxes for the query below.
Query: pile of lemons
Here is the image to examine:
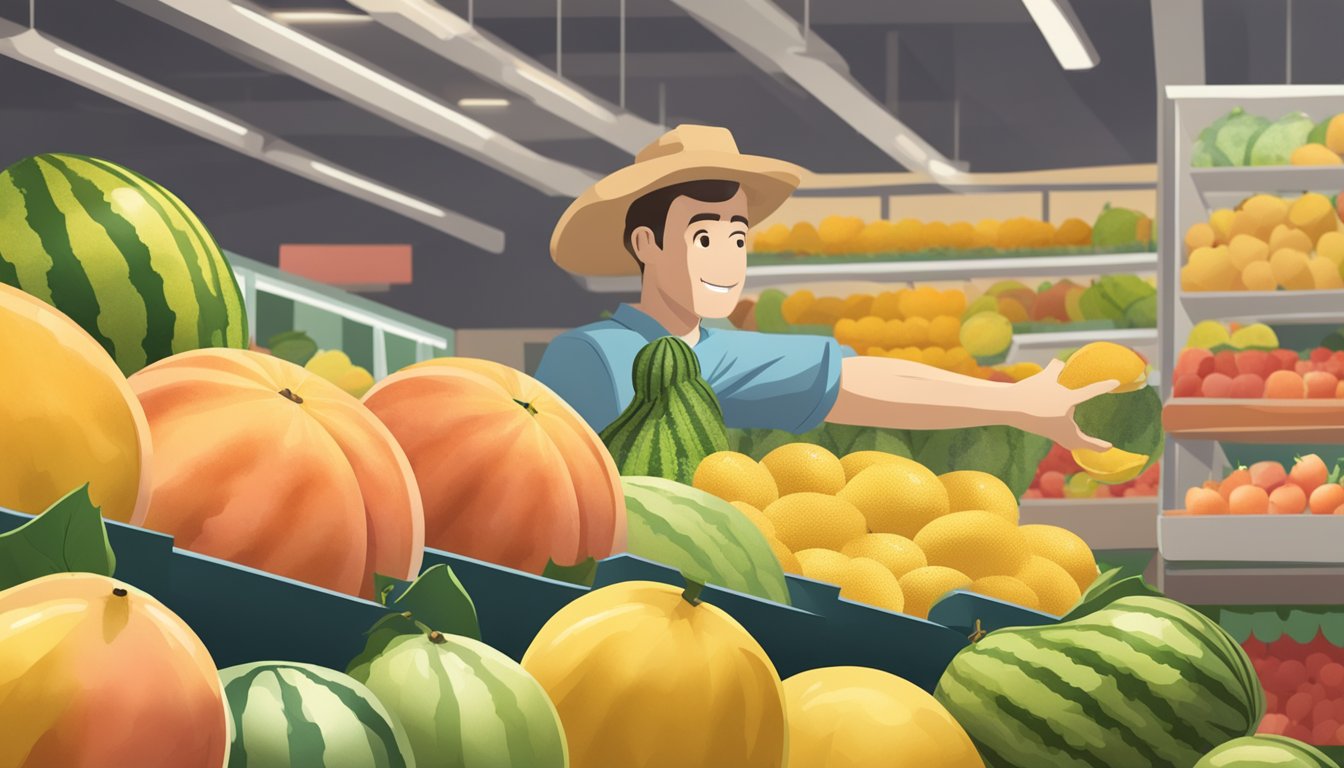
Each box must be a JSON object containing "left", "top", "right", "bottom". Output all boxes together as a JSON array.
[
  {"left": 751, "top": 214, "right": 1094, "bottom": 256},
  {"left": 693, "top": 445, "right": 1098, "bottom": 620}
]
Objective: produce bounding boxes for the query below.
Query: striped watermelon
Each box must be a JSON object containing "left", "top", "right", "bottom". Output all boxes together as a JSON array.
[
  {"left": 935, "top": 595, "right": 1265, "bottom": 767},
  {"left": 600, "top": 336, "right": 729, "bottom": 484},
  {"left": 347, "top": 620, "right": 568, "bottom": 768},
  {"left": 1195, "top": 735, "right": 1339, "bottom": 767},
  {"left": 0, "top": 153, "right": 247, "bottom": 375},
  {"left": 219, "top": 661, "right": 413, "bottom": 768},
  {"left": 623, "top": 476, "right": 790, "bottom": 604}
]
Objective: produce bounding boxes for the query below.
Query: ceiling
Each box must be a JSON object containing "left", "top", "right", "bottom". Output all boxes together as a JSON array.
[{"left": 1, "top": 0, "right": 1341, "bottom": 328}]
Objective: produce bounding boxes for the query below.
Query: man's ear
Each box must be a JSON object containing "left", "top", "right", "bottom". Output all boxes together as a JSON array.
[{"left": 631, "top": 226, "right": 659, "bottom": 265}]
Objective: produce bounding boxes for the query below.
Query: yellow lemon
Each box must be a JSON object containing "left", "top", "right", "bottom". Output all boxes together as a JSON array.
[
  {"left": 730, "top": 501, "right": 776, "bottom": 540},
  {"left": 929, "top": 315, "right": 962, "bottom": 349},
  {"left": 1071, "top": 447, "right": 1148, "bottom": 484},
  {"left": 1057, "top": 341, "right": 1147, "bottom": 393},
  {"left": 839, "top": 450, "right": 908, "bottom": 482},
  {"left": 1015, "top": 555, "right": 1082, "bottom": 616},
  {"left": 899, "top": 566, "right": 973, "bottom": 620},
  {"left": 968, "top": 575, "right": 1041, "bottom": 611},
  {"left": 1020, "top": 524, "right": 1098, "bottom": 592},
  {"left": 835, "top": 557, "right": 905, "bottom": 612},
  {"left": 914, "top": 511, "right": 1030, "bottom": 580},
  {"left": 959, "top": 311, "right": 1012, "bottom": 357},
  {"left": 764, "top": 493, "right": 867, "bottom": 552},
  {"left": 796, "top": 548, "right": 851, "bottom": 583},
  {"left": 694, "top": 451, "right": 780, "bottom": 509},
  {"left": 841, "top": 533, "right": 927, "bottom": 578},
  {"left": 837, "top": 461, "right": 950, "bottom": 538},
  {"left": 939, "top": 470, "right": 1019, "bottom": 525},
  {"left": 1209, "top": 208, "right": 1236, "bottom": 243},
  {"left": 761, "top": 443, "right": 847, "bottom": 496},
  {"left": 769, "top": 537, "right": 801, "bottom": 574},
  {"left": 783, "top": 666, "right": 984, "bottom": 768},
  {"left": 781, "top": 290, "right": 816, "bottom": 324}
]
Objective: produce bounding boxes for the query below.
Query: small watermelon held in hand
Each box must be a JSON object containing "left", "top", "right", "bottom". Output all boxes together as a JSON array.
[{"left": 0, "top": 153, "right": 248, "bottom": 375}]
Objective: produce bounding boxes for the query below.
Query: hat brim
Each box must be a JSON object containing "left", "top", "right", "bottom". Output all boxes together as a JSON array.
[{"left": 550, "top": 150, "right": 803, "bottom": 277}]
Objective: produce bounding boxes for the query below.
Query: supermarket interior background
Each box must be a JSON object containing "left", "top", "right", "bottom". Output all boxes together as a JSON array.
[{"left": 10, "top": 0, "right": 1344, "bottom": 766}]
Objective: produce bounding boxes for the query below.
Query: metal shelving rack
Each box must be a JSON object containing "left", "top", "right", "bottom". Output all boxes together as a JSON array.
[{"left": 1157, "top": 85, "right": 1344, "bottom": 604}]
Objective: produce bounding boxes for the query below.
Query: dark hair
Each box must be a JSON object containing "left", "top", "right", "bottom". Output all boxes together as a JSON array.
[{"left": 623, "top": 179, "right": 741, "bottom": 272}]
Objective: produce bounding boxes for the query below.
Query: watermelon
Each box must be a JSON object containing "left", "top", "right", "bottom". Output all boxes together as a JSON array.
[
  {"left": 347, "top": 616, "right": 568, "bottom": 768},
  {"left": 1071, "top": 385, "right": 1164, "bottom": 473},
  {"left": 600, "top": 336, "right": 729, "bottom": 484},
  {"left": 220, "top": 661, "right": 413, "bottom": 768},
  {"left": 622, "top": 475, "right": 790, "bottom": 604},
  {"left": 1195, "top": 735, "right": 1340, "bottom": 767},
  {"left": 935, "top": 595, "right": 1265, "bottom": 768},
  {"left": 0, "top": 153, "right": 247, "bottom": 375}
]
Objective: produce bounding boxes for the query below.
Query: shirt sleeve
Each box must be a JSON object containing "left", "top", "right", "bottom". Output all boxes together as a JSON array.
[
  {"left": 534, "top": 334, "right": 622, "bottom": 433},
  {"left": 704, "top": 331, "right": 854, "bottom": 433}
]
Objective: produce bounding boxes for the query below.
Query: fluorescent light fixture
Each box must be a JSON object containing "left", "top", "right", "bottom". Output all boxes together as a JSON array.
[
  {"left": 513, "top": 63, "right": 616, "bottom": 123},
  {"left": 272, "top": 10, "right": 372, "bottom": 24},
  {"left": 927, "top": 159, "right": 960, "bottom": 178},
  {"left": 49, "top": 45, "right": 251, "bottom": 137},
  {"left": 1021, "top": 0, "right": 1099, "bottom": 70},
  {"left": 233, "top": 4, "right": 496, "bottom": 141},
  {"left": 893, "top": 134, "right": 928, "bottom": 164},
  {"left": 308, "top": 160, "right": 445, "bottom": 217},
  {"left": 458, "top": 97, "right": 509, "bottom": 108}
]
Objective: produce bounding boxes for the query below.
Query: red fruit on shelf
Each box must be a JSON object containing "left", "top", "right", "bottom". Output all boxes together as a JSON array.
[
  {"left": 1174, "top": 374, "right": 1203, "bottom": 398},
  {"left": 1311, "top": 347, "right": 1333, "bottom": 364},
  {"left": 1176, "top": 347, "right": 1215, "bottom": 378},
  {"left": 1265, "top": 370, "right": 1307, "bottom": 399},
  {"left": 1322, "top": 663, "right": 1344, "bottom": 690},
  {"left": 1186, "top": 486, "right": 1229, "bottom": 515},
  {"left": 1278, "top": 660, "right": 1311, "bottom": 692},
  {"left": 1309, "top": 652, "right": 1334, "bottom": 679},
  {"left": 1288, "top": 691, "right": 1316, "bottom": 722},
  {"left": 1286, "top": 723, "right": 1312, "bottom": 743},
  {"left": 1307, "top": 371, "right": 1342, "bottom": 398},
  {"left": 1214, "top": 350, "right": 1240, "bottom": 378},
  {"left": 1244, "top": 637, "right": 1268, "bottom": 658},
  {"left": 1271, "top": 349, "right": 1302, "bottom": 371},
  {"left": 1296, "top": 359, "right": 1315, "bottom": 375},
  {"left": 1251, "top": 461, "right": 1289, "bottom": 492},
  {"left": 1039, "top": 470, "right": 1065, "bottom": 498},
  {"left": 1333, "top": 698, "right": 1344, "bottom": 723},
  {"left": 1229, "top": 485, "right": 1271, "bottom": 516},
  {"left": 1259, "top": 713, "right": 1291, "bottom": 735},
  {"left": 1220, "top": 467, "right": 1253, "bottom": 498},
  {"left": 1235, "top": 350, "right": 1274, "bottom": 379},
  {"left": 1292, "top": 455, "right": 1330, "bottom": 494},
  {"left": 1022, "top": 488, "right": 1044, "bottom": 499},
  {"left": 1269, "top": 484, "right": 1308, "bottom": 515},
  {"left": 1230, "top": 373, "right": 1267, "bottom": 399},
  {"left": 1202, "top": 373, "right": 1235, "bottom": 398}
]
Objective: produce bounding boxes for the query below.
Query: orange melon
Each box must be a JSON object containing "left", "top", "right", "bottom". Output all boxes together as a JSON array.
[
  {"left": 0, "top": 573, "right": 227, "bottom": 767},
  {"left": 129, "top": 348, "right": 423, "bottom": 597},
  {"left": 364, "top": 358, "right": 627, "bottom": 573},
  {"left": 0, "top": 282, "right": 151, "bottom": 523}
]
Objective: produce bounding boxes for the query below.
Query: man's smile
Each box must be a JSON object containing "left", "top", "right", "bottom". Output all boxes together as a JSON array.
[{"left": 700, "top": 279, "right": 738, "bottom": 294}]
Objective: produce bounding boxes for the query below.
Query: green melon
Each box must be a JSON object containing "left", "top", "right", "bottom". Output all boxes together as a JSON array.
[
  {"left": 622, "top": 475, "right": 790, "bottom": 604},
  {"left": 220, "top": 661, "right": 414, "bottom": 768},
  {"left": 1071, "top": 385, "right": 1164, "bottom": 475},
  {"left": 347, "top": 616, "right": 568, "bottom": 768},
  {"left": 600, "top": 336, "right": 729, "bottom": 484},
  {"left": 935, "top": 595, "right": 1265, "bottom": 767},
  {"left": 1195, "top": 108, "right": 1271, "bottom": 168},
  {"left": 0, "top": 153, "right": 247, "bottom": 375},
  {"left": 1195, "top": 734, "right": 1340, "bottom": 767}
]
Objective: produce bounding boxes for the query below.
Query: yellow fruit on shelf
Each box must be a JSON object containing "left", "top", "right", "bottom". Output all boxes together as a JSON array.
[
  {"left": 1319, "top": 231, "right": 1344, "bottom": 265},
  {"left": 1209, "top": 208, "right": 1236, "bottom": 244},
  {"left": 1182, "top": 245, "right": 1238, "bottom": 291},
  {"left": 929, "top": 315, "right": 962, "bottom": 349},
  {"left": 1290, "top": 143, "right": 1343, "bottom": 166},
  {"left": 796, "top": 548, "right": 851, "bottom": 583},
  {"left": 783, "top": 667, "right": 985, "bottom": 768},
  {"left": 995, "top": 297, "right": 1030, "bottom": 323},
  {"left": 945, "top": 348, "right": 977, "bottom": 374},
  {"left": 785, "top": 221, "right": 823, "bottom": 254},
  {"left": 947, "top": 222, "right": 977, "bottom": 249},
  {"left": 1226, "top": 234, "right": 1269, "bottom": 270},
  {"left": 521, "top": 581, "right": 786, "bottom": 768},
  {"left": 730, "top": 501, "right": 776, "bottom": 540},
  {"left": 750, "top": 223, "right": 791, "bottom": 253},
  {"left": 1269, "top": 224, "right": 1313, "bottom": 255},
  {"left": 695, "top": 451, "right": 780, "bottom": 509},
  {"left": 870, "top": 291, "right": 902, "bottom": 320},
  {"left": 1020, "top": 524, "right": 1098, "bottom": 592},
  {"left": 833, "top": 317, "right": 860, "bottom": 349},
  {"left": 898, "top": 286, "right": 944, "bottom": 321},
  {"left": 959, "top": 311, "right": 1013, "bottom": 357},
  {"left": 1185, "top": 222, "right": 1216, "bottom": 254},
  {"left": 799, "top": 296, "right": 846, "bottom": 325},
  {"left": 769, "top": 537, "right": 801, "bottom": 574},
  {"left": 1072, "top": 447, "right": 1149, "bottom": 484},
  {"left": 921, "top": 347, "right": 948, "bottom": 369},
  {"left": 835, "top": 557, "right": 906, "bottom": 612},
  {"left": 879, "top": 318, "right": 905, "bottom": 349},
  {"left": 764, "top": 493, "right": 867, "bottom": 552},
  {"left": 761, "top": 443, "right": 847, "bottom": 495},
  {"left": 975, "top": 219, "right": 1001, "bottom": 244},
  {"left": 1241, "top": 261, "right": 1277, "bottom": 291},
  {"left": 853, "top": 316, "right": 886, "bottom": 350},
  {"left": 838, "top": 460, "right": 950, "bottom": 538},
  {"left": 1310, "top": 256, "right": 1344, "bottom": 289},
  {"left": 1240, "top": 193, "right": 1290, "bottom": 234},
  {"left": 997, "top": 217, "right": 1051, "bottom": 249},
  {"left": 924, "top": 221, "right": 951, "bottom": 249},
  {"left": 914, "top": 510, "right": 1030, "bottom": 580},
  {"left": 938, "top": 470, "right": 1021, "bottom": 525},
  {"left": 892, "top": 219, "right": 927, "bottom": 252},
  {"left": 1054, "top": 217, "right": 1093, "bottom": 246},
  {"left": 842, "top": 533, "right": 927, "bottom": 579},
  {"left": 940, "top": 289, "right": 968, "bottom": 317},
  {"left": 903, "top": 316, "right": 932, "bottom": 347},
  {"left": 781, "top": 290, "right": 815, "bottom": 324},
  {"left": 819, "top": 216, "right": 866, "bottom": 254},
  {"left": 1326, "top": 114, "right": 1344, "bottom": 154},
  {"left": 1187, "top": 319, "right": 1232, "bottom": 349},
  {"left": 1230, "top": 323, "right": 1278, "bottom": 349},
  {"left": 969, "top": 575, "right": 1041, "bottom": 611},
  {"left": 1270, "top": 247, "right": 1313, "bottom": 290},
  {"left": 334, "top": 365, "right": 376, "bottom": 398},
  {"left": 1289, "top": 193, "right": 1338, "bottom": 244},
  {"left": 854, "top": 220, "right": 900, "bottom": 254},
  {"left": 839, "top": 450, "right": 907, "bottom": 482},
  {"left": 899, "top": 566, "right": 973, "bottom": 620},
  {"left": 1058, "top": 341, "right": 1148, "bottom": 393},
  {"left": 839, "top": 294, "right": 874, "bottom": 320},
  {"left": 1015, "top": 555, "right": 1082, "bottom": 616}
]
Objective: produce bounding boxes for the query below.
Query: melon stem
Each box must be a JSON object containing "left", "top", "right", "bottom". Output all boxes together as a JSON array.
[
  {"left": 428, "top": 630, "right": 447, "bottom": 644},
  {"left": 278, "top": 388, "right": 304, "bottom": 404},
  {"left": 513, "top": 399, "right": 538, "bottom": 416},
  {"left": 112, "top": 587, "right": 128, "bottom": 597}
]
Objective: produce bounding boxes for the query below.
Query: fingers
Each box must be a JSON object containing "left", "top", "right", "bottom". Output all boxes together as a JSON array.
[
  {"left": 1042, "top": 358, "right": 1066, "bottom": 376},
  {"left": 1070, "top": 379, "right": 1121, "bottom": 402},
  {"left": 1075, "top": 433, "right": 1113, "bottom": 452}
]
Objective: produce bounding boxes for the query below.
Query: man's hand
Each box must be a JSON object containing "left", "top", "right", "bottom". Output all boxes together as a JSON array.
[{"left": 1009, "top": 359, "right": 1117, "bottom": 452}]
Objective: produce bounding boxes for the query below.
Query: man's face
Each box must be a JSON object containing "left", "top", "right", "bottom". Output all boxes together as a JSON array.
[{"left": 643, "top": 189, "right": 750, "bottom": 319}]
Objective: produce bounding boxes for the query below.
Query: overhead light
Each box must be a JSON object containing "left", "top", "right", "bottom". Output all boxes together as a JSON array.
[
  {"left": 458, "top": 97, "right": 509, "bottom": 108},
  {"left": 1020, "top": 0, "right": 1099, "bottom": 70},
  {"left": 513, "top": 63, "right": 617, "bottom": 123},
  {"left": 893, "top": 134, "right": 928, "bottom": 164},
  {"left": 927, "top": 159, "right": 961, "bottom": 178},
  {"left": 271, "top": 10, "right": 372, "bottom": 24},
  {"left": 48, "top": 45, "right": 251, "bottom": 138},
  {"left": 307, "top": 160, "right": 445, "bottom": 217}
]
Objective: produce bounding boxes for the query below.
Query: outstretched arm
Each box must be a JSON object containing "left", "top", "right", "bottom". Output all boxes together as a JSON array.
[{"left": 826, "top": 357, "right": 1117, "bottom": 451}]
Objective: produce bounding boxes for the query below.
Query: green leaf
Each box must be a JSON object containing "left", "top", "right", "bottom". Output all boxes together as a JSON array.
[
  {"left": 266, "top": 330, "right": 318, "bottom": 366},
  {"left": 0, "top": 485, "right": 116, "bottom": 591},
  {"left": 1218, "top": 610, "right": 1255, "bottom": 644},
  {"left": 373, "top": 565, "right": 479, "bottom": 640},
  {"left": 1286, "top": 610, "right": 1323, "bottom": 645},
  {"left": 1250, "top": 610, "right": 1285, "bottom": 644},
  {"left": 542, "top": 557, "right": 598, "bottom": 587},
  {"left": 1061, "top": 569, "right": 1162, "bottom": 622}
]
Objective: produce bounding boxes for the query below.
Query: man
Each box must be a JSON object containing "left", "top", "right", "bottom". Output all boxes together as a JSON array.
[{"left": 537, "top": 125, "right": 1113, "bottom": 450}]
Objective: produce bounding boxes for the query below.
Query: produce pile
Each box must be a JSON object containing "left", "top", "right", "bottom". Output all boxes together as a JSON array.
[
  {"left": 1182, "top": 193, "right": 1344, "bottom": 292},
  {"left": 1193, "top": 107, "right": 1344, "bottom": 167},
  {"left": 1176, "top": 455, "right": 1344, "bottom": 516},
  {"left": 1245, "top": 632, "right": 1344, "bottom": 746},
  {"left": 1024, "top": 443, "right": 1160, "bottom": 499},
  {"left": 1176, "top": 322, "right": 1344, "bottom": 399},
  {"left": 748, "top": 206, "right": 1154, "bottom": 260}
]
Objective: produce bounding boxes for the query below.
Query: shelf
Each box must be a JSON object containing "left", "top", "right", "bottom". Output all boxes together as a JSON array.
[
  {"left": 1160, "top": 562, "right": 1344, "bottom": 606},
  {"left": 1006, "top": 328, "right": 1157, "bottom": 366},
  {"left": 1018, "top": 498, "right": 1157, "bottom": 550},
  {"left": 1191, "top": 166, "right": 1344, "bottom": 199},
  {"left": 574, "top": 252, "right": 1159, "bottom": 293},
  {"left": 1180, "top": 290, "right": 1344, "bottom": 325},
  {"left": 1163, "top": 399, "right": 1344, "bottom": 443},
  {"left": 1161, "top": 513, "right": 1344, "bottom": 563}
]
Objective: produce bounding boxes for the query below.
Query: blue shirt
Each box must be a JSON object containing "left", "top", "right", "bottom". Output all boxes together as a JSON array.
[{"left": 535, "top": 304, "right": 852, "bottom": 434}]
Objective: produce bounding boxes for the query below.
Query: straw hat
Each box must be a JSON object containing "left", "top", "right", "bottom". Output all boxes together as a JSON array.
[{"left": 550, "top": 125, "right": 805, "bottom": 276}]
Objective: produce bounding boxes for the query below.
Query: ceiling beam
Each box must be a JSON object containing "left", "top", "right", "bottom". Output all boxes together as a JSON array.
[
  {"left": 117, "top": 0, "right": 599, "bottom": 197},
  {"left": 345, "top": 0, "right": 662, "bottom": 155},
  {"left": 0, "top": 21, "right": 505, "bottom": 253}
]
